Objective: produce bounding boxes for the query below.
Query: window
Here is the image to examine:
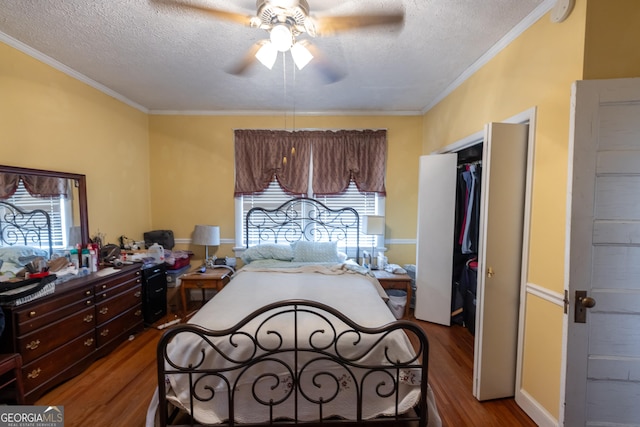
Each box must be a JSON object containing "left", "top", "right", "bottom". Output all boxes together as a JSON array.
[
  {"left": 233, "top": 129, "right": 387, "bottom": 254},
  {"left": 235, "top": 179, "right": 385, "bottom": 252},
  {"left": 1, "top": 181, "right": 70, "bottom": 250}
]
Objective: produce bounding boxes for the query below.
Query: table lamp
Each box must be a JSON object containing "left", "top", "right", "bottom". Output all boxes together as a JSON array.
[
  {"left": 363, "top": 215, "right": 384, "bottom": 269},
  {"left": 192, "top": 225, "right": 220, "bottom": 261}
]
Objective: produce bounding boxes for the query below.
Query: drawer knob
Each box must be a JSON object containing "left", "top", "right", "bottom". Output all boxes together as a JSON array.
[
  {"left": 29, "top": 311, "right": 37, "bottom": 318},
  {"left": 86, "top": 300, "right": 92, "bottom": 306},
  {"left": 83, "top": 314, "right": 94, "bottom": 323},
  {"left": 28, "top": 368, "right": 41, "bottom": 379},
  {"left": 102, "top": 293, "right": 108, "bottom": 299},
  {"left": 102, "top": 284, "right": 107, "bottom": 289},
  {"left": 100, "top": 329, "right": 110, "bottom": 337},
  {"left": 134, "top": 291, "right": 141, "bottom": 298},
  {"left": 84, "top": 338, "right": 94, "bottom": 347},
  {"left": 99, "top": 307, "right": 109, "bottom": 315},
  {"left": 135, "top": 309, "right": 142, "bottom": 317},
  {"left": 85, "top": 290, "right": 92, "bottom": 296},
  {"left": 26, "top": 339, "right": 40, "bottom": 350}
]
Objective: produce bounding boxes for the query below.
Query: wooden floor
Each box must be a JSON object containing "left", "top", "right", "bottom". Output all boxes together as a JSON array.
[{"left": 36, "top": 311, "right": 536, "bottom": 427}]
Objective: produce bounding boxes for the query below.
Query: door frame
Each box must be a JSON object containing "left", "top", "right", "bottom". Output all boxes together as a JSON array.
[{"left": 434, "top": 107, "right": 538, "bottom": 420}]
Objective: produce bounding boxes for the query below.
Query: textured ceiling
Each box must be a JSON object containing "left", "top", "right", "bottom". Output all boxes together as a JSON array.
[{"left": 0, "top": 0, "right": 551, "bottom": 114}]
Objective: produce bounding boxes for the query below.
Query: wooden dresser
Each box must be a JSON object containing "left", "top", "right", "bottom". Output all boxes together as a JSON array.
[{"left": 0, "top": 264, "right": 144, "bottom": 403}]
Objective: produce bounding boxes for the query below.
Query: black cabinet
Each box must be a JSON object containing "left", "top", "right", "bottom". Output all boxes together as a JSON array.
[{"left": 141, "top": 264, "right": 167, "bottom": 325}]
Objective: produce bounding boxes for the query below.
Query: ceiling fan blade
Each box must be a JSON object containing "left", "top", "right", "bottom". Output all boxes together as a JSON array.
[
  {"left": 312, "top": 12, "right": 404, "bottom": 36},
  {"left": 151, "top": 0, "right": 254, "bottom": 26},
  {"left": 225, "top": 41, "right": 264, "bottom": 76},
  {"left": 304, "top": 42, "right": 346, "bottom": 84}
]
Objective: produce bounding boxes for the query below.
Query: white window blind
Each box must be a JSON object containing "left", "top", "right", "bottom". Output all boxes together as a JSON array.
[{"left": 1, "top": 181, "right": 67, "bottom": 249}]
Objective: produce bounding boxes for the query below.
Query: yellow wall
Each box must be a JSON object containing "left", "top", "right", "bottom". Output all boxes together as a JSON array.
[
  {"left": 422, "top": 2, "right": 587, "bottom": 420},
  {"left": 5, "top": 0, "right": 640, "bottom": 422},
  {"left": 583, "top": 0, "right": 640, "bottom": 79},
  {"left": 148, "top": 114, "right": 423, "bottom": 262},
  {"left": 0, "top": 41, "right": 152, "bottom": 244},
  {"left": 421, "top": 0, "right": 640, "bottom": 420}
]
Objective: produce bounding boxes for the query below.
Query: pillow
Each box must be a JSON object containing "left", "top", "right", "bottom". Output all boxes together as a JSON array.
[
  {"left": 291, "top": 241, "right": 340, "bottom": 263},
  {"left": 0, "top": 245, "right": 48, "bottom": 265},
  {"left": 241, "top": 244, "right": 294, "bottom": 264}
]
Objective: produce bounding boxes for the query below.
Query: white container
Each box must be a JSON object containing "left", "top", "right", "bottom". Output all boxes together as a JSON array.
[{"left": 148, "top": 243, "right": 164, "bottom": 264}]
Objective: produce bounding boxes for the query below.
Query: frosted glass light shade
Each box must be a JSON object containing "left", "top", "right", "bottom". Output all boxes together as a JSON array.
[
  {"left": 291, "top": 41, "right": 313, "bottom": 70},
  {"left": 255, "top": 42, "right": 278, "bottom": 69},
  {"left": 270, "top": 24, "right": 293, "bottom": 52}
]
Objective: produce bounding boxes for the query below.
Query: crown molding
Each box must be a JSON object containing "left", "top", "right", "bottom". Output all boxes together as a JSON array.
[{"left": 0, "top": 32, "right": 149, "bottom": 113}]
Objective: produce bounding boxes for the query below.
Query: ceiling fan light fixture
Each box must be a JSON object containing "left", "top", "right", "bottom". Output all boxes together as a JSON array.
[
  {"left": 291, "top": 41, "right": 313, "bottom": 70},
  {"left": 270, "top": 24, "right": 293, "bottom": 52},
  {"left": 255, "top": 42, "right": 278, "bottom": 69}
]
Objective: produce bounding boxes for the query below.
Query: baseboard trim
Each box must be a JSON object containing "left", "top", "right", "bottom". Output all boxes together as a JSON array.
[{"left": 516, "top": 388, "right": 559, "bottom": 427}]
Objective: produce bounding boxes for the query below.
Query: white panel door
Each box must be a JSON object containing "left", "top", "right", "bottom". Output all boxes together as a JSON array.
[
  {"left": 565, "top": 78, "right": 640, "bottom": 426},
  {"left": 415, "top": 154, "right": 457, "bottom": 325},
  {"left": 473, "top": 122, "right": 528, "bottom": 401}
]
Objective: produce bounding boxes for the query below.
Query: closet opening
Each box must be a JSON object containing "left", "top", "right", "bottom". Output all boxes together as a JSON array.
[
  {"left": 416, "top": 117, "right": 533, "bottom": 402},
  {"left": 451, "top": 143, "right": 483, "bottom": 339}
]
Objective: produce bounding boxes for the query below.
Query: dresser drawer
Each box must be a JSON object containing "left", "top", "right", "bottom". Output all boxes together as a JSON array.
[
  {"left": 15, "top": 287, "right": 94, "bottom": 335},
  {"left": 96, "top": 305, "right": 143, "bottom": 348},
  {"left": 18, "top": 306, "right": 95, "bottom": 364},
  {"left": 22, "top": 330, "right": 96, "bottom": 393},
  {"left": 94, "top": 269, "right": 141, "bottom": 294},
  {"left": 94, "top": 275, "right": 141, "bottom": 304},
  {"left": 95, "top": 285, "right": 142, "bottom": 325}
]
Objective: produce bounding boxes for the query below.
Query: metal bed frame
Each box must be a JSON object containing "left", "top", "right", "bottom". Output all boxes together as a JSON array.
[
  {"left": 0, "top": 200, "right": 52, "bottom": 258},
  {"left": 245, "top": 197, "right": 360, "bottom": 261},
  {"left": 156, "top": 300, "right": 430, "bottom": 427},
  {"left": 155, "top": 198, "right": 430, "bottom": 426}
]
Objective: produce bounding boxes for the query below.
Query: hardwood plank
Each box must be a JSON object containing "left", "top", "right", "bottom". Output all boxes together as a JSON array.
[
  {"left": 36, "top": 313, "right": 535, "bottom": 427},
  {"left": 415, "top": 316, "right": 536, "bottom": 427}
]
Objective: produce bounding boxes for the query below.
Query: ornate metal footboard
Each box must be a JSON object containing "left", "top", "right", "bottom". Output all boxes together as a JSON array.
[{"left": 156, "top": 300, "right": 429, "bottom": 427}]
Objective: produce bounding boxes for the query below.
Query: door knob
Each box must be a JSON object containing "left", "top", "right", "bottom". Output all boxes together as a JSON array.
[
  {"left": 575, "top": 290, "right": 596, "bottom": 323},
  {"left": 580, "top": 296, "right": 596, "bottom": 308}
]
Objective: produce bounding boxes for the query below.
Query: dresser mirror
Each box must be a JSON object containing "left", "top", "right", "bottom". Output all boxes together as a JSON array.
[{"left": 0, "top": 165, "right": 89, "bottom": 252}]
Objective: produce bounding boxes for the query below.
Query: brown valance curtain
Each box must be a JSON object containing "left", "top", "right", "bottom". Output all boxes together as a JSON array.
[
  {"left": 0, "top": 173, "right": 69, "bottom": 199},
  {"left": 234, "top": 130, "right": 312, "bottom": 196},
  {"left": 234, "top": 129, "right": 386, "bottom": 196},
  {"left": 312, "top": 130, "right": 386, "bottom": 195}
]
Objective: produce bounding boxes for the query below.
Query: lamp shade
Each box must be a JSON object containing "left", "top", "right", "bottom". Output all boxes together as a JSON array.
[
  {"left": 192, "top": 225, "right": 220, "bottom": 246},
  {"left": 363, "top": 215, "right": 384, "bottom": 235}
]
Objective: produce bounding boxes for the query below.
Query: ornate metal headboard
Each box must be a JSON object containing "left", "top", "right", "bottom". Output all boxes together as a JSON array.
[
  {"left": 245, "top": 197, "right": 360, "bottom": 260},
  {"left": 0, "top": 200, "right": 53, "bottom": 258}
]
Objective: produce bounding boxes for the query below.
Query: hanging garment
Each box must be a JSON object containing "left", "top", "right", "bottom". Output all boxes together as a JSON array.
[
  {"left": 467, "top": 164, "right": 482, "bottom": 253},
  {"left": 461, "top": 165, "right": 478, "bottom": 254}
]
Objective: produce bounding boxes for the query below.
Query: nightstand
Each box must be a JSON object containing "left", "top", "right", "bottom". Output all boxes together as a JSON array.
[
  {"left": 180, "top": 268, "right": 232, "bottom": 313},
  {"left": 372, "top": 270, "right": 412, "bottom": 318}
]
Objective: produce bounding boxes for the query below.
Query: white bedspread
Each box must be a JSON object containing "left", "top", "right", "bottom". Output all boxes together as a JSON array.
[{"left": 147, "top": 264, "right": 441, "bottom": 426}]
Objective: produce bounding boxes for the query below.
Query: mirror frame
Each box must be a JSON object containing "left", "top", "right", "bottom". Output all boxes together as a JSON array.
[{"left": 0, "top": 164, "right": 89, "bottom": 246}]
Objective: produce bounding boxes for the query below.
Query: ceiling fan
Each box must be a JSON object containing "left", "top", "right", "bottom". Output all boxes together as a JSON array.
[{"left": 153, "top": 0, "right": 405, "bottom": 83}]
